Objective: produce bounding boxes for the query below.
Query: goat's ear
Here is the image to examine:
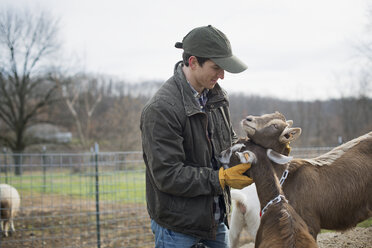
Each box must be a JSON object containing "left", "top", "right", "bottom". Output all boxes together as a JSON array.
[
  {"left": 267, "top": 149, "right": 293, "bottom": 164},
  {"left": 279, "top": 127, "right": 302, "bottom": 144},
  {"left": 236, "top": 151, "right": 257, "bottom": 164},
  {"left": 286, "top": 120, "right": 293, "bottom": 128},
  {"left": 218, "top": 143, "right": 245, "bottom": 165}
]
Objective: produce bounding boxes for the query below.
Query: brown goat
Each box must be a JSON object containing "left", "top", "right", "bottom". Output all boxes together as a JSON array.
[
  {"left": 273, "top": 131, "right": 372, "bottom": 238},
  {"left": 232, "top": 144, "right": 318, "bottom": 248},
  {"left": 220, "top": 112, "right": 317, "bottom": 247},
  {"left": 224, "top": 112, "right": 372, "bottom": 240}
]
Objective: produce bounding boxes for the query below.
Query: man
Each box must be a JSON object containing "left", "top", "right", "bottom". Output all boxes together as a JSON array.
[{"left": 140, "top": 25, "right": 253, "bottom": 248}]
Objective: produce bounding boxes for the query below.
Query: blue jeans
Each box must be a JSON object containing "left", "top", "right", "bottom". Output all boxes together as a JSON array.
[{"left": 150, "top": 219, "right": 229, "bottom": 248}]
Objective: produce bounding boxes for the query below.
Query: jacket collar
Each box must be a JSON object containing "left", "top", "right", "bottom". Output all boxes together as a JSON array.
[{"left": 173, "top": 61, "right": 226, "bottom": 116}]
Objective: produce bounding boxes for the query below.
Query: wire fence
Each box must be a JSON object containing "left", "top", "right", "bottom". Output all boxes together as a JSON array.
[
  {"left": 291, "top": 146, "right": 335, "bottom": 158},
  {"left": 0, "top": 146, "right": 333, "bottom": 248},
  {"left": 0, "top": 148, "right": 151, "bottom": 248}
]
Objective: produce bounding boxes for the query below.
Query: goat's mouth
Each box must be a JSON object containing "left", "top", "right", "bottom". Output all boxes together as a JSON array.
[
  {"left": 243, "top": 126, "right": 255, "bottom": 136},
  {"left": 241, "top": 120, "right": 256, "bottom": 135}
]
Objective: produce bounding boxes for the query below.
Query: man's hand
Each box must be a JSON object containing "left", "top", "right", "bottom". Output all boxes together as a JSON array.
[{"left": 219, "top": 163, "right": 253, "bottom": 189}]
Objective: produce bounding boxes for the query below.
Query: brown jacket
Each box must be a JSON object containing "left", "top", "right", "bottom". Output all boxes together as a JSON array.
[{"left": 140, "top": 61, "right": 237, "bottom": 239}]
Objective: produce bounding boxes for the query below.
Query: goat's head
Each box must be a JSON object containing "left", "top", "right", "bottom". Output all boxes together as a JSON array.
[
  {"left": 242, "top": 111, "right": 301, "bottom": 154},
  {"left": 219, "top": 112, "right": 301, "bottom": 168}
]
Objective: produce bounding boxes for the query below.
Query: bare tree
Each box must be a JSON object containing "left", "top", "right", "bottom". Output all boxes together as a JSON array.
[
  {"left": 0, "top": 9, "right": 61, "bottom": 174},
  {"left": 97, "top": 94, "right": 143, "bottom": 151},
  {"left": 56, "top": 74, "right": 103, "bottom": 150}
]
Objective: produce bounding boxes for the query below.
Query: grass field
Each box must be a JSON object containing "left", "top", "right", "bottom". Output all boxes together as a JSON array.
[
  {"left": 357, "top": 218, "right": 372, "bottom": 227},
  {"left": 2, "top": 169, "right": 146, "bottom": 204}
]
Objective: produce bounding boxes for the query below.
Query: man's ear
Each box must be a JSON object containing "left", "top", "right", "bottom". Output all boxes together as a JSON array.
[{"left": 189, "top": 56, "right": 198, "bottom": 70}]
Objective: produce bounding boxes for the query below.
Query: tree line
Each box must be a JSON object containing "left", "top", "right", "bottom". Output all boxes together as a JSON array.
[
  {"left": 4, "top": 74, "right": 371, "bottom": 154},
  {"left": 228, "top": 94, "right": 372, "bottom": 147},
  {"left": 51, "top": 81, "right": 372, "bottom": 150}
]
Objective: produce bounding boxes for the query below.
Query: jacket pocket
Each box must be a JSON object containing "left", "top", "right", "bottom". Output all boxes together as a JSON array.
[{"left": 168, "top": 196, "right": 187, "bottom": 213}]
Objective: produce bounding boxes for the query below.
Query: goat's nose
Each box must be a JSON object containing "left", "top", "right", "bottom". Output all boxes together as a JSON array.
[{"left": 245, "top": 116, "right": 253, "bottom": 122}]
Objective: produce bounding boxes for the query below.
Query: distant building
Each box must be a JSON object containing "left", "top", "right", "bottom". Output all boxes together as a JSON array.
[{"left": 26, "top": 124, "right": 72, "bottom": 144}]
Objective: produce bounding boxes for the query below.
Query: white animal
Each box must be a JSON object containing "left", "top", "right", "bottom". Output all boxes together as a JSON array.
[
  {"left": 229, "top": 184, "right": 260, "bottom": 248},
  {"left": 0, "top": 184, "right": 21, "bottom": 237}
]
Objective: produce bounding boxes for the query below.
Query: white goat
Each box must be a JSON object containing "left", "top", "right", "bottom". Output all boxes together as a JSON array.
[
  {"left": 229, "top": 184, "right": 260, "bottom": 248},
  {"left": 0, "top": 184, "right": 21, "bottom": 237}
]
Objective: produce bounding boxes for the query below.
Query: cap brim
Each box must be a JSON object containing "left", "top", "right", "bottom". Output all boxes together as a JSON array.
[{"left": 211, "top": 55, "right": 247, "bottom": 73}]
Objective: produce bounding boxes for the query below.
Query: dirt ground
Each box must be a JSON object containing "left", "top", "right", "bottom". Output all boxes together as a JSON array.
[
  {"left": 1, "top": 192, "right": 371, "bottom": 247},
  {"left": 239, "top": 226, "right": 372, "bottom": 248},
  {"left": 0, "top": 193, "right": 154, "bottom": 248},
  {"left": 317, "top": 227, "right": 372, "bottom": 248}
]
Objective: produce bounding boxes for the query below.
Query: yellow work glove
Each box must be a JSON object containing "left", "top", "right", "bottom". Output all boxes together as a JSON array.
[{"left": 219, "top": 163, "right": 253, "bottom": 189}]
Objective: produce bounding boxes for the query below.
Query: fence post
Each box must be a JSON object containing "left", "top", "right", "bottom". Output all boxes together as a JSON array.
[
  {"left": 94, "top": 142, "right": 101, "bottom": 248},
  {"left": 90, "top": 147, "right": 94, "bottom": 195},
  {"left": 42, "top": 146, "right": 47, "bottom": 193},
  {"left": 3, "top": 147, "right": 8, "bottom": 184}
]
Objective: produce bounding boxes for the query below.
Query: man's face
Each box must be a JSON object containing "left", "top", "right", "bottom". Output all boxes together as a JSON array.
[{"left": 192, "top": 58, "right": 225, "bottom": 91}]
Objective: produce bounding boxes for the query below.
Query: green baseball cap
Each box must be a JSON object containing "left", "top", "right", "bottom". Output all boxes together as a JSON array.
[{"left": 175, "top": 25, "right": 247, "bottom": 73}]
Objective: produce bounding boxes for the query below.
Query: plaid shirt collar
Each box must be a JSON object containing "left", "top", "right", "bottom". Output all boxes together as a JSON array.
[{"left": 187, "top": 81, "right": 209, "bottom": 108}]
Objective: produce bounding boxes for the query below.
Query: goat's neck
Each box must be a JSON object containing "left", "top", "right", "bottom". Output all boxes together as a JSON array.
[
  {"left": 250, "top": 154, "right": 284, "bottom": 209},
  {"left": 247, "top": 140, "right": 291, "bottom": 180},
  {"left": 267, "top": 143, "right": 290, "bottom": 156},
  {"left": 248, "top": 138, "right": 290, "bottom": 156}
]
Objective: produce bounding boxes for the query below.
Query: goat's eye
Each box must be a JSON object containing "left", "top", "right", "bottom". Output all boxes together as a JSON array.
[{"left": 273, "top": 124, "right": 278, "bottom": 129}]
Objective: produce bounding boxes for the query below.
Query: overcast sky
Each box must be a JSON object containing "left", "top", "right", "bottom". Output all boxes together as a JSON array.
[{"left": 2, "top": 0, "right": 371, "bottom": 100}]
